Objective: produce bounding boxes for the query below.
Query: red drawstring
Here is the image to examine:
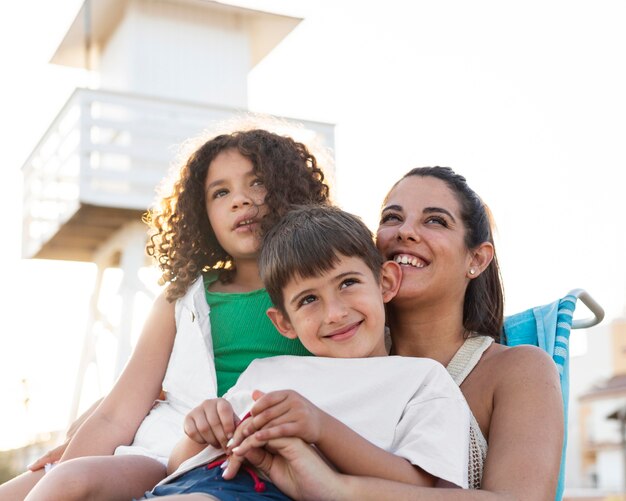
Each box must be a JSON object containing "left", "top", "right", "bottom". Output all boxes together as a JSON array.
[
  {"left": 205, "top": 410, "right": 265, "bottom": 493},
  {"left": 206, "top": 457, "right": 266, "bottom": 494},
  {"left": 206, "top": 458, "right": 227, "bottom": 470},
  {"left": 243, "top": 463, "right": 266, "bottom": 493}
]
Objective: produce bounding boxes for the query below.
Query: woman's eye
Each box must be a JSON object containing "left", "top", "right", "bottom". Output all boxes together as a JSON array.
[
  {"left": 380, "top": 212, "right": 401, "bottom": 224},
  {"left": 252, "top": 178, "right": 264, "bottom": 187},
  {"left": 299, "top": 295, "right": 317, "bottom": 307},
  {"left": 426, "top": 216, "right": 448, "bottom": 227}
]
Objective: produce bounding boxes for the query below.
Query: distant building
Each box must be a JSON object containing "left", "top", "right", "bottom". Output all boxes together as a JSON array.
[{"left": 569, "top": 318, "right": 626, "bottom": 497}]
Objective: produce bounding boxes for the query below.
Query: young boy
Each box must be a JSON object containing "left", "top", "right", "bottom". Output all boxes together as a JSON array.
[{"left": 145, "top": 205, "right": 470, "bottom": 499}]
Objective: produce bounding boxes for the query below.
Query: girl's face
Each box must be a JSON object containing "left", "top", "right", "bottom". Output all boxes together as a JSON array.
[
  {"left": 204, "top": 149, "right": 268, "bottom": 262},
  {"left": 376, "top": 176, "right": 473, "bottom": 307}
]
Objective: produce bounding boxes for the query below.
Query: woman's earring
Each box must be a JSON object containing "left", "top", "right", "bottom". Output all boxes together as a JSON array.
[{"left": 469, "top": 268, "right": 476, "bottom": 276}]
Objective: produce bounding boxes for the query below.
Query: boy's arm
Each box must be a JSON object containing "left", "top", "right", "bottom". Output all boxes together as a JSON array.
[
  {"left": 167, "top": 435, "right": 207, "bottom": 474},
  {"left": 313, "top": 410, "right": 435, "bottom": 486},
  {"left": 227, "top": 390, "right": 435, "bottom": 486}
]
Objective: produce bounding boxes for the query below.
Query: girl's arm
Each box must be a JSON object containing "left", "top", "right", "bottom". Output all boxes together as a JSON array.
[
  {"left": 242, "top": 347, "right": 564, "bottom": 501},
  {"left": 228, "top": 390, "right": 435, "bottom": 486},
  {"left": 60, "top": 291, "right": 177, "bottom": 460}
]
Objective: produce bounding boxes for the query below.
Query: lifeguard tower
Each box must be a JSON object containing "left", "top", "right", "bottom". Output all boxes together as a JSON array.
[{"left": 20, "top": 0, "right": 334, "bottom": 421}]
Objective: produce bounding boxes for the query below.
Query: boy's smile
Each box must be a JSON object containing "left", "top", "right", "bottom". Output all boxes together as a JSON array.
[
  {"left": 323, "top": 320, "right": 363, "bottom": 341},
  {"left": 267, "top": 255, "right": 400, "bottom": 359}
]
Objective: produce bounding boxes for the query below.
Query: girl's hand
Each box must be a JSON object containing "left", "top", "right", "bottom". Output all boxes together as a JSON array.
[
  {"left": 183, "top": 398, "right": 240, "bottom": 451},
  {"left": 27, "top": 441, "right": 68, "bottom": 471},
  {"left": 28, "top": 396, "right": 104, "bottom": 471},
  {"left": 239, "top": 390, "right": 326, "bottom": 445}
]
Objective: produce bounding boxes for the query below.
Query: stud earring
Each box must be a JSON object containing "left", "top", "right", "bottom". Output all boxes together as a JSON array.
[{"left": 469, "top": 268, "right": 476, "bottom": 276}]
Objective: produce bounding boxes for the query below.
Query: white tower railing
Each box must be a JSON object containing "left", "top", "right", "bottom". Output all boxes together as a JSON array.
[
  {"left": 22, "top": 87, "right": 333, "bottom": 261},
  {"left": 21, "top": 86, "right": 334, "bottom": 420}
]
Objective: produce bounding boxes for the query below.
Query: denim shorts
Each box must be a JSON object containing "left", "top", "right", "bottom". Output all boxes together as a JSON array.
[{"left": 142, "top": 463, "right": 293, "bottom": 500}]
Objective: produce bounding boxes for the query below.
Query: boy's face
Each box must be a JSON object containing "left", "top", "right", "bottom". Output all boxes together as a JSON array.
[{"left": 267, "top": 255, "right": 401, "bottom": 358}]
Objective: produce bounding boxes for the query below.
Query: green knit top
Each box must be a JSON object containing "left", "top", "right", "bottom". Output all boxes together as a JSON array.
[{"left": 204, "top": 274, "right": 311, "bottom": 396}]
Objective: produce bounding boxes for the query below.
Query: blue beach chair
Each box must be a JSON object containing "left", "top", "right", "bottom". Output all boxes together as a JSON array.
[{"left": 503, "top": 289, "right": 605, "bottom": 501}]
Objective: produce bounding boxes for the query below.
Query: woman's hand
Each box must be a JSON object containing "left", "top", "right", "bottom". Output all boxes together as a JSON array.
[{"left": 235, "top": 436, "right": 344, "bottom": 501}]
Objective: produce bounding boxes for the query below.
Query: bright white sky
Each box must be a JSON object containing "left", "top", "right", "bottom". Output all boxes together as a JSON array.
[{"left": 1, "top": 0, "right": 625, "bottom": 450}]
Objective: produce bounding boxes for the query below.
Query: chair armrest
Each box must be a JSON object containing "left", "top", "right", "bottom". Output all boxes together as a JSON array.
[{"left": 568, "top": 288, "right": 605, "bottom": 329}]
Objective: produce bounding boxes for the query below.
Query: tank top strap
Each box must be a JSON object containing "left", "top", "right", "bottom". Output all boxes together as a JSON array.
[{"left": 446, "top": 335, "right": 494, "bottom": 385}]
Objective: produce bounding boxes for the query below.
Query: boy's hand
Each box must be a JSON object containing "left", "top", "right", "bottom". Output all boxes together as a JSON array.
[
  {"left": 183, "top": 398, "right": 239, "bottom": 451},
  {"left": 236, "top": 390, "right": 327, "bottom": 445}
]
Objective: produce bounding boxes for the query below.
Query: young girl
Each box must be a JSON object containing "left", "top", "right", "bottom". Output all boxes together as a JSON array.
[{"left": 1, "top": 128, "right": 330, "bottom": 501}]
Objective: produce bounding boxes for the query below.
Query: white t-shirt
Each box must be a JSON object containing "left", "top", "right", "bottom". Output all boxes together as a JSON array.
[{"left": 164, "top": 355, "right": 470, "bottom": 488}]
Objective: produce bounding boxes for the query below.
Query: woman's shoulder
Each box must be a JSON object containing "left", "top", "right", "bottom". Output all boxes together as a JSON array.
[
  {"left": 467, "top": 341, "right": 562, "bottom": 443},
  {"left": 488, "top": 342, "right": 556, "bottom": 368},
  {"left": 483, "top": 342, "right": 560, "bottom": 389}
]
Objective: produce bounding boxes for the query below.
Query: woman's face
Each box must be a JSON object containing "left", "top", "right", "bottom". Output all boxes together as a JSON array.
[{"left": 376, "top": 175, "right": 473, "bottom": 306}]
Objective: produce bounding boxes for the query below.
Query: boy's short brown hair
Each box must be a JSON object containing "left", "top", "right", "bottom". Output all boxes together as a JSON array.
[{"left": 259, "top": 205, "right": 383, "bottom": 313}]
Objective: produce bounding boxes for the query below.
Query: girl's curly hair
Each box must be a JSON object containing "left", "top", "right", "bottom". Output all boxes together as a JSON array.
[{"left": 146, "top": 129, "right": 331, "bottom": 302}]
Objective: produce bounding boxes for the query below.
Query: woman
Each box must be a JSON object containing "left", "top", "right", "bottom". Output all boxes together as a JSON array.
[{"left": 235, "top": 167, "right": 564, "bottom": 500}]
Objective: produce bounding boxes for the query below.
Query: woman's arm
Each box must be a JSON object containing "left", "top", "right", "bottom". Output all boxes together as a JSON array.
[
  {"left": 478, "top": 345, "right": 563, "bottom": 499},
  {"left": 60, "top": 291, "right": 177, "bottom": 460}
]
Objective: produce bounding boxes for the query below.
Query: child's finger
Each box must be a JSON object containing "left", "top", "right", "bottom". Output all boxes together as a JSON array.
[
  {"left": 206, "top": 412, "right": 229, "bottom": 450},
  {"left": 190, "top": 417, "right": 221, "bottom": 447},
  {"left": 189, "top": 404, "right": 228, "bottom": 447},
  {"left": 216, "top": 400, "right": 237, "bottom": 440},
  {"left": 226, "top": 414, "right": 259, "bottom": 452},
  {"left": 250, "top": 393, "right": 292, "bottom": 430},
  {"left": 252, "top": 423, "right": 300, "bottom": 442},
  {"left": 251, "top": 400, "right": 297, "bottom": 431},
  {"left": 251, "top": 390, "right": 288, "bottom": 415},
  {"left": 183, "top": 416, "right": 207, "bottom": 444}
]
